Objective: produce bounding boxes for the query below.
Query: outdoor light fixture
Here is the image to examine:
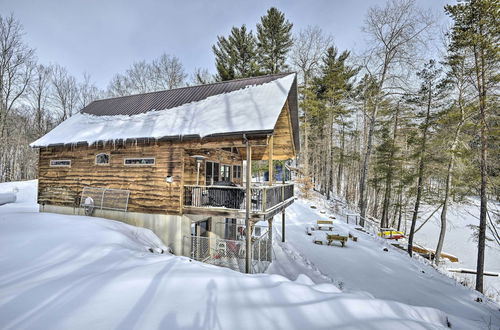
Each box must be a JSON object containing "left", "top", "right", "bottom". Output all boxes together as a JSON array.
[
  {"left": 165, "top": 176, "right": 174, "bottom": 183},
  {"left": 191, "top": 155, "right": 207, "bottom": 185}
]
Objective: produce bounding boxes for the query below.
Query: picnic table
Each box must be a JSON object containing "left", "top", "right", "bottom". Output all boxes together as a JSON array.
[{"left": 313, "top": 230, "right": 350, "bottom": 247}]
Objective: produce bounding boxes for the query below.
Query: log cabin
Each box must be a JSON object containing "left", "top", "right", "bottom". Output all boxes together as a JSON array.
[{"left": 30, "top": 73, "right": 299, "bottom": 265}]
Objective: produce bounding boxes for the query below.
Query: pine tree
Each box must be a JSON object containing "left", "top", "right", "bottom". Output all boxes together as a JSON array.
[
  {"left": 256, "top": 7, "right": 293, "bottom": 74},
  {"left": 309, "top": 47, "right": 357, "bottom": 199},
  {"left": 407, "top": 60, "right": 448, "bottom": 257},
  {"left": 212, "top": 25, "right": 259, "bottom": 81},
  {"left": 445, "top": 0, "right": 499, "bottom": 293}
]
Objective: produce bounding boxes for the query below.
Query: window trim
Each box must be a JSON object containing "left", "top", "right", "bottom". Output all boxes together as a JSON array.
[
  {"left": 50, "top": 159, "right": 71, "bottom": 167},
  {"left": 233, "top": 164, "right": 242, "bottom": 179},
  {"left": 220, "top": 164, "right": 231, "bottom": 182},
  {"left": 123, "top": 157, "right": 156, "bottom": 166},
  {"left": 95, "top": 153, "right": 110, "bottom": 166}
]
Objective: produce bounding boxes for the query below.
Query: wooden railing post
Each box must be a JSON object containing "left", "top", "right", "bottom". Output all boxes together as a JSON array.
[
  {"left": 262, "top": 188, "right": 267, "bottom": 212},
  {"left": 245, "top": 139, "right": 252, "bottom": 274},
  {"left": 268, "top": 135, "right": 274, "bottom": 186}
]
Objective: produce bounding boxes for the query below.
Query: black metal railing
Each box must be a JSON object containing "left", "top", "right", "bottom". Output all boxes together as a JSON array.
[{"left": 183, "top": 183, "right": 294, "bottom": 213}]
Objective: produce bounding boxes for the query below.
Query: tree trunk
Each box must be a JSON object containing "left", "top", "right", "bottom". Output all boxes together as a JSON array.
[
  {"left": 337, "top": 123, "right": 345, "bottom": 195},
  {"left": 408, "top": 83, "right": 433, "bottom": 257},
  {"left": 435, "top": 97, "right": 465, "bottom": 264},
  {"left": 359, "top": 66, "right": 387, "bottom": 226},
  {"left": 475, "top": 41, "right": 488, "bottom": 293},
  {"left": 358, "top": 108, "right": 377, "bottom": 226},
  {"left": 381, "top": 103, "right": 400, "bottom": 228}
]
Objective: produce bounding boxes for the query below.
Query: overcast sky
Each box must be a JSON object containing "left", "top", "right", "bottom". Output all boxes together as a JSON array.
[{"left": 1, "top": 0, "right": 451, "bottom": 89}]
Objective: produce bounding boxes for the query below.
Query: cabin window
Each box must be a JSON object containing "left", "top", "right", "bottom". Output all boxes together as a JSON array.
[
  {"left": 50, "top": 160, "right": 71, "bottom": 167},
  {"left": 95, "top": 153, "right": 110, "bottom": 165},
  {"left": 124, "top": 158, "right": 155, "bottom": 166},
  {"left": 205, "top": 161, "right": 220, "bottom": 185},
  {"left": 233, "top": 165, "right": 242, "bottom": 179},
  {"left": 220, "top": 164, "right": 231, "bottom": 182}
]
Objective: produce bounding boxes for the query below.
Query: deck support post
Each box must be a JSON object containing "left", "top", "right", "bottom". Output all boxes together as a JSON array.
[
  {"left": 268, "top": 218, "right": 273, "bottom": 261},
  {"left": 245, "top": 138, "right": 252, "bottom": 274},
  {"left": 268, "top": 135, "right": 273, "bottom": 186},
  {"left": 281, "top": 209, "right": 285, "bottom": 242}
]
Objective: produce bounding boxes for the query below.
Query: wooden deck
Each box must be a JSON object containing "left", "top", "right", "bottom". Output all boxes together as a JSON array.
[{"left": 183, "top": 183, "right": 294, "bottom": 220}]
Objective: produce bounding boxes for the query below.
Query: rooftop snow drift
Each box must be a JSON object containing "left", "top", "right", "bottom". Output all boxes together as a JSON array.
[{"left": 30, "top": 73, "right": 297, "bottom": 147}]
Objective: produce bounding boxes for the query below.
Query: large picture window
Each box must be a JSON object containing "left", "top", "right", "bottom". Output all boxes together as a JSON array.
[
  {"left": 50, "top": 160, "right": 71, "bottom": 167},
  {"left": 124, "top": 158, "right": 155, "bottom": 165}
]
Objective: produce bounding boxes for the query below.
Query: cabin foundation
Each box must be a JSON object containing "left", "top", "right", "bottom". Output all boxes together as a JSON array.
[{"left": 40, "top": 204, "right": 192, "bottom": 255}]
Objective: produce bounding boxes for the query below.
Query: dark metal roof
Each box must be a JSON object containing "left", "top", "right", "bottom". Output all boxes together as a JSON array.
[{"left": 81, "top": 73, "right": 293, "bottom": 116}]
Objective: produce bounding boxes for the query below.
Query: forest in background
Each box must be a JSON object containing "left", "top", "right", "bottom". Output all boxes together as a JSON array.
[{"left": 0, "top": 0, "right": 498, "bottom": 294}]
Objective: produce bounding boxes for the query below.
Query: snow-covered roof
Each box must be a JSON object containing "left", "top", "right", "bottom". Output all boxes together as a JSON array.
[{"left": 31, "top": 73, "right": 297, "bottom": 147}]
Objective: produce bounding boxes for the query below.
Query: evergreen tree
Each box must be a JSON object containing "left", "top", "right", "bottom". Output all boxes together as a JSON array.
[
  {"left": 308, "top": 47, "right": 357, "bottom": 199},
  {"left": 256, "top": 7, "right": 293, "bottom": 74},
  {"left": 407, "top": 60, "right": 448, "bottom": 257},
  {"left": 212, "top": 25, "right": 259, "bottom": 81},
  {"left": 445, "top": 0, "right": 499, "bottom": 293}
]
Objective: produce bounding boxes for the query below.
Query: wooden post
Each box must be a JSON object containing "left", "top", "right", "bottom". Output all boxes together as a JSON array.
[
  {"left": 268, "top": 135, "right": 274, "bottom": 186},
  {"left": 281, "top": 209, "right": 285, "bottom": 243},
  {"left": 268, "top": 218, "right": 273, "bottom": 262},
  {"left": 245, "top": 140, "right": 252, "bottom": 274}
]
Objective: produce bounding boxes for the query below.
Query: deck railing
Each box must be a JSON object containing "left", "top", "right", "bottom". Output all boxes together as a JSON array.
[{"left": 183, "top": 183, "right": 294, "bottom": 213}]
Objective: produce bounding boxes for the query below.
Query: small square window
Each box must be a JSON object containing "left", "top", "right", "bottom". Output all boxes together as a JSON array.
[{"left": 95, "top": 153, "right": 110, "bottom": 165}]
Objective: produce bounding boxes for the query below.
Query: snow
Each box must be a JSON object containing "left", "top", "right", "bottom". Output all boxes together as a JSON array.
[
  {"left": 0, "top": 192, "right": 16, "bottom": 205},
  {"left": 0, "top": 180, "right": 454, "bottom": 329},
  {"left": 414, "top": 200, "right": 500, "bottom": 299},
  {"left": 30, "top": 74, "right": 295, "bottom": 147},
  {"left": 267, "top": 192, "right": 500, "bottom": 330}
]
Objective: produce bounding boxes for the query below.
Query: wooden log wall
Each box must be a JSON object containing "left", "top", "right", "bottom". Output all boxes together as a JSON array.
[{"left": 38, "top": 140, "right": 244, "bottom": 215}]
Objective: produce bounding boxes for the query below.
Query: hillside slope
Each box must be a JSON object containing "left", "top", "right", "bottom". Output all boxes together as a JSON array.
[
  {"left": 0, "top": 180, "right": 451, "bottom": 330},
  {"left": 267, "top": 193, "right": 500, "bottom": 330}
]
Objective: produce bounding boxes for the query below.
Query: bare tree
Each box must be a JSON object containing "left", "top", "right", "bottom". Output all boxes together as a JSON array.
[
  {"left": 151, "top": 53, "right": 187, "bottom": 90},
  {"left": 27, "top": 64, "right": 52, "bottom": 135},
  {"left": 290, "top": 26, "right": 333, "bottom": 86},
  {"left": 0, "top": 14, "right": 35, "bottom": 137},
  {"left": 79, "top": 72, "right": 102, "bottom": 109},
  {"left": 124, "top": 61, "right": 152, "bottom": 94},
  {"left": 106, "top": 54, "right": 187, "bottom": 96},
  {"left": 358, "top": 0, "right": 434, "bottom": 226},
  {"left": 107, "top": 73, "right": 129, "bottom": 97},
  {"left": 290, "top": 26, "right": 333, "bottom": 176},
  {"left": 51, "top": 64, "right": 79, "bottom": 122}
]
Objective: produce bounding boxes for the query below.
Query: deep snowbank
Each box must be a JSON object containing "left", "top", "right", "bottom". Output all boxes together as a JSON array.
[
  {"left": 0, "top": 180, "right": 451, "bottom": 330},
  {"left": 267, "top": 190, "right": 500, "bottom": 330}
]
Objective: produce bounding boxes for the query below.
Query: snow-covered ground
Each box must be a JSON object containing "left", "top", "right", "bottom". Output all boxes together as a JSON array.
[
  {"left": 267, "top": 191, "right": 500, "bottom": 330},
  {"left": 0, "top": 180, "right": 498, "bottom": 329},
  {"left": 414, "top": 200, "right": 500, "bottom": 299},
  {"left": 0, "top": 180, "right": 454, "bottom": 330}
]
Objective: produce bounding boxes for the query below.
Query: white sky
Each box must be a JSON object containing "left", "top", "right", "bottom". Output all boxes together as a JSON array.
[{"left": 1, "top": 0, "right": 453, "bottom": 89}]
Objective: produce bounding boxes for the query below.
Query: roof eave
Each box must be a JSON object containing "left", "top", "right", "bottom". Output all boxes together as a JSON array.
[{"left": 30, "top": 129, "right": 275, "bottom": 149}]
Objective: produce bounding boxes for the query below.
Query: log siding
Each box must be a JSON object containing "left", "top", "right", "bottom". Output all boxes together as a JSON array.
[{"left": 39, "top": 140, "right": 243, "bottom": 216}]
